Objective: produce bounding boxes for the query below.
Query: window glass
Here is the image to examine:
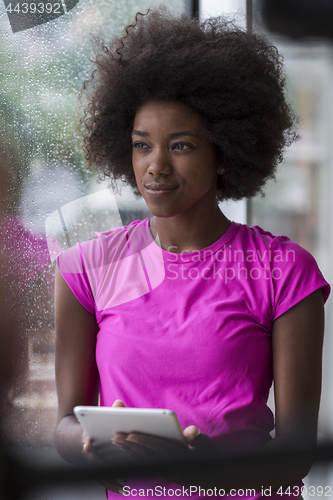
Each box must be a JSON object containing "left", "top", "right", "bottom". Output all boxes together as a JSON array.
[
  {"left": 251, "top": 37, "right": 333, "bottom": 434},
  {"left": 201, "top": 0, "right": 246, "bottom": 25},
  {"left": 251, "top": 7, "right": 333, "bottom": 494},
  {"left": 3, "top": 0, "right": 333, "bottom": 494},
  {"left": 0, "top": 0, "right": 185, "bottom": 449}
]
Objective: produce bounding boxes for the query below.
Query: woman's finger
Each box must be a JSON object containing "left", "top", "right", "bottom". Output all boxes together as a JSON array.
[
  {"left": 112, "top": 399, "right": 126, "bottom": 407},
  {"left": 82, "top": 432, "right": 104, "bottom": 463},
  {"left": 183, "top": 426, "right": 220, "bottom": 456},
  {"left": 82, "top": 431, "right": 131, "bottom": 464},
  {"left": 114, "top": 432, "right": 189, "bottom": 460},
  {"left": 113, "top": 435, "right": 159, "bottom": 462}
]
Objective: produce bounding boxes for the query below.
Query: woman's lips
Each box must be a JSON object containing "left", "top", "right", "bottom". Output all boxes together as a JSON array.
[{"left": 144, "top": 183, "right": 178, "bottom": 197}]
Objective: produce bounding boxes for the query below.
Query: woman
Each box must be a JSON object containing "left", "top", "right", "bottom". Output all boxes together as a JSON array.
[{"left": 55, "top": 9, "right": 330, "bottom": 499}]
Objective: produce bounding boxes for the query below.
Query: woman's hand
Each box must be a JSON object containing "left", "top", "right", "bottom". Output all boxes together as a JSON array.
[
  {"left": 112, "top": 421, "right": 220, "bottom": 487},
  {"left": 82, "top": 432, "right": 127, "bottom": 493},
  {"left": 82, "top": 399, "right": 130, "bottom": 494}
]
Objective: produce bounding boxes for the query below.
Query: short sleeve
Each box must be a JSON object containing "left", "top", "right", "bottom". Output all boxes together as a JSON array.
[
  {"left": 56, "top": 243, "right": 95, "bottom": 314},
  {"left": 270, "top": 236, "right": 330, "bottom": 321}
]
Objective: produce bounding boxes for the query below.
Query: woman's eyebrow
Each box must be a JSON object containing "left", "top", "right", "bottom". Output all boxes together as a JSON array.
[
  {"left": 131, "top": 130, "right": 149, "bottom": 137},
  {"left": 168, "top": 131, "right": 199, "bottom": 139},
  {"left": 131, "top": 130, "right": 198, "bottom": 138}
]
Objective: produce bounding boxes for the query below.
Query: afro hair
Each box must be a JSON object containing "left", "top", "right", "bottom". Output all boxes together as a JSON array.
[{"left": 81, "top": 8, "right": 298, "bottom": 201}]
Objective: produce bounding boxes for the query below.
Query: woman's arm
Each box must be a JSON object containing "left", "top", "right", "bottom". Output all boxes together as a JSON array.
[
  {"left": 265, "top": 285, "right": 325, "bottom": 480},
  {"left": 113, "top": 288, "right": 325, "bottom": 490},
  {"left": 234, "top": 285, "right": 325, "bottom": 488},
  {"left": 54, "top": 267, "right": 100, "bottom": 464}
]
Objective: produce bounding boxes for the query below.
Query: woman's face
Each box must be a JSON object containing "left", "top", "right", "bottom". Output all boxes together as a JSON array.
[{"left": 131, "top": 100, "right": 220, "bottom": 219}]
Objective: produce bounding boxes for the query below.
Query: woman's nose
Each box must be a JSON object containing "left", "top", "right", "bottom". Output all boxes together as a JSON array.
[{"left": 147, "top": 149, "right": 172, "bottom": 176}]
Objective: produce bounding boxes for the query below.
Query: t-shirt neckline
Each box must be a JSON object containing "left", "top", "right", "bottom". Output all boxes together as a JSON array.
[{"left": 140, "top": 218, "right": 241, "bottom": 263}]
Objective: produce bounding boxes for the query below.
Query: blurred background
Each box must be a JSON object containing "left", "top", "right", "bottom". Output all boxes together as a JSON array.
[{"left": 0, "top": 0, "right": 333, "bottom": 497}]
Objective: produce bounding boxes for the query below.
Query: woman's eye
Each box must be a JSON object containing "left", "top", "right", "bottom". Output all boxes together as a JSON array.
[
  {"left": 173, "top": 143, "right": 191, "bottom": 150},
  {"left": 133, "top": 142, "right": 148, "bottom": 150}
]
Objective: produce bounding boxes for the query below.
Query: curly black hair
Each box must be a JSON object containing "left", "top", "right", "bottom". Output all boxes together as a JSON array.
[{"left": 81, "top": 8, "right": 298, "bottom": 201}]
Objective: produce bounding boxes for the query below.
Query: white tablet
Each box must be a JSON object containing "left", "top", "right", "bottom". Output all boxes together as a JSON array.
[{"left": 74, "top": 406, "right": 186, "bottom": 447}]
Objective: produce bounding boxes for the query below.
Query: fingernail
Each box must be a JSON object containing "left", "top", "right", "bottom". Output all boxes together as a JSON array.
[
  {"left": 184, "top": 425, "right": 201, "bottom": 437},
  {"left": 118, "top": 488, "right": 124, "bottom": 495},
  {"left": 112, "top": 435, "right": 125, "bottom": 445},
  {"left": 116, "top": 478, "right": 126, "bottom": 485},
  {"left": 113, "top": 399, "right": 125, "bottom": 407},
  {"left": 125, "top": 435, "right": 137, "bottom": 442}
]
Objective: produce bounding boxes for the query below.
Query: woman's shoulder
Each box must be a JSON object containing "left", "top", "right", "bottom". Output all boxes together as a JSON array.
[
  {"left": 235, "top": 222, "right": 311, "bottom": 256},
  {"left": 235, "top": 223, "right": 329, "bottom": 290},
  {"left": 93, "top": 218, "right": 147, "bottom": 238},
  {"left": 56, "top": 218, "right": 150, "bottom": 274},
  {"left": 236, "top": 222, "right": 285, "bottom": 243},
  {"left": 234, "top": 223, "right": 330, "bottom": 311}
]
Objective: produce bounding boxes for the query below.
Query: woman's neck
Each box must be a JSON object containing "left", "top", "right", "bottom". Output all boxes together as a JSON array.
[{"left": 149, "top": 206, "right": 231, "bottom": 254}]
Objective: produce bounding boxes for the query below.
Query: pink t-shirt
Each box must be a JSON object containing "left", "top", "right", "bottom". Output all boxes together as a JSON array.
[{"left": 57, "top": 219, "right": 330, "bottom": 499}]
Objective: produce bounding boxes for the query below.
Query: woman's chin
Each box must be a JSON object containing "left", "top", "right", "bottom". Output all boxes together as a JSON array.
[
  {"left": 145, "top": 203, "right": 180, "bottom": 219},
  {"left": 149, "top": 210, "right": 177, "bottom": 219}
]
